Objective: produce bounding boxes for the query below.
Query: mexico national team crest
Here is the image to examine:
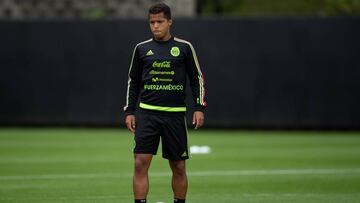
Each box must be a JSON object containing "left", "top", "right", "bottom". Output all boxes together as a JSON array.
[{"left": 170, "top": 46, "right": 180, "bottom": 57}]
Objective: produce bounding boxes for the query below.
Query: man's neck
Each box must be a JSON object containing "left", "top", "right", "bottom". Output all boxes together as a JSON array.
[{"left": 155, "top": 33, "right": 172, "bottom": 42}]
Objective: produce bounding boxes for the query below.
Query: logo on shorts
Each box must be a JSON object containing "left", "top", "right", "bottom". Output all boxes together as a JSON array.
[
  {"left": 181, "top": 151, "right": 187, "bottom": 157},
  {"left": 170, "top": 46, "right": 180, "bottom": 57}
]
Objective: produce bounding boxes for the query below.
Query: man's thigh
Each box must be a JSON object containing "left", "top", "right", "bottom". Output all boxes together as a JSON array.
[
  {"left": 160, "top": 115, "right": 189, "bottom": 161},
  {"left": 134, "top": 112, "right": 161, "bottom": 155}
]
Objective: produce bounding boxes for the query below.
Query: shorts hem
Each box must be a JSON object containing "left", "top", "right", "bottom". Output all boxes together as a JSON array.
[
  {"left": 134, "top": 151, "right": 157, "bottom": 155},
  {"left": 162, "top": 155, "right": 189, "bottom": 161}
]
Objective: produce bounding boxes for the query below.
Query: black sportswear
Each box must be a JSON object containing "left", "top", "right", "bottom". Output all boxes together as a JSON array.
[{"left": 124, "top": 36, "right": 206, "bottom": 115}]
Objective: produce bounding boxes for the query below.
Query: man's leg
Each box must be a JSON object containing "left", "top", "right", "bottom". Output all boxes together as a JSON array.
[
  {"left": 133, "top": 154, "right": 153, "bottom": 200},
  {"left": 169, "top": 160, "right": 187, "bottom": 201}
]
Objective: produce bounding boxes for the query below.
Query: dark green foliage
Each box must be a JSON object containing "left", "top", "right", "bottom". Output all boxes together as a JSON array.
[{"left": 197, "top": 0, "right": 360, "bottom": 16}]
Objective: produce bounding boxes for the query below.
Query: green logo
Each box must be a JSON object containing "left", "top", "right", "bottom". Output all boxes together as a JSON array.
[
  {"left": 144, "top": 84, "right": 184, "bottom": 91},
  {"left": 181, "top": 151, "right": 187, "bottom": 157},
  {"left": 152, "top": 61, "right": 171, "bottom": 68},
  {"left": 170, "top": 47, "right": 180, "bottom": 57},
  {"left": 149, "top": 70, "right": 175, "bottom": 75},
  {"left": 146, "top": 50, "right": 154, "bottom": 56},
  {"left": 152, "top": 77, "right": 173, "bottom": 82}
]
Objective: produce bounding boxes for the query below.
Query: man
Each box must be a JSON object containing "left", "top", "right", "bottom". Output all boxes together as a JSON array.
[{"left": 124, "top": 3, "right": 206, "bottom": 203}]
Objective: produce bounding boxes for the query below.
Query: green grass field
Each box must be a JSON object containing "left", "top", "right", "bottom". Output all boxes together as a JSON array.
[{"left": 1, "top": 128, "right": 360, "bottom": 203}]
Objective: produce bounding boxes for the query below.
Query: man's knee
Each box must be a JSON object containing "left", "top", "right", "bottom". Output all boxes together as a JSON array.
[
  {"left": 134, "top": 154, "right": 152, "bottom": 174},
  {"left": 170, "top": 161, "right": 186, "bottom": 177}
]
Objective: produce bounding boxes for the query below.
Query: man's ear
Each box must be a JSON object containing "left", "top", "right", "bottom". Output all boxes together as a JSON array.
[{"left": 169, "top": 19, "right": 173, "bottom": 26}]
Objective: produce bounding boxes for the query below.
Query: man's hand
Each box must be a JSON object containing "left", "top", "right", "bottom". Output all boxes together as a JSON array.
[
  {"left": 125, "top": 115, "right": 136, "bottom": 133},
  {"left": 192, "top": 111, "right": 204, "bottom": 130}
]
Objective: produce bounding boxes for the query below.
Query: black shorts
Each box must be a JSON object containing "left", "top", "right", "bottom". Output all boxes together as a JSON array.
[{"left": 134, "top": 110, "right": 190, "bottom": 161}]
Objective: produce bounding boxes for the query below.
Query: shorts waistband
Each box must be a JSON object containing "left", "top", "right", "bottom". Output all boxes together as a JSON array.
[{"left": 137, "top": 108, "right": 186, "bottom": 117}]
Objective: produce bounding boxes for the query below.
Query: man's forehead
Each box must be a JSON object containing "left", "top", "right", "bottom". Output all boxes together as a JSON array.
[{"left": 149, "top": 13, "right": 167, "bottom": 20}]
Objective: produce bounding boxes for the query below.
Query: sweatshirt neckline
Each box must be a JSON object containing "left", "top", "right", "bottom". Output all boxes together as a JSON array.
[{"left": 153, "top": 36, "right": 174, "bottom": 44}]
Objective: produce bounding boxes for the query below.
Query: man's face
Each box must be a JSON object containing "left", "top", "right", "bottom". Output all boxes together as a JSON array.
[{"left": 149, "top": 12, "right": 172, "bottom": 40}]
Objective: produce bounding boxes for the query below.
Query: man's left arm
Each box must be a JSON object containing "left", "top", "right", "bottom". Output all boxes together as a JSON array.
[{"left": 185, "top": 43, "right": 207, "bottom": 129}]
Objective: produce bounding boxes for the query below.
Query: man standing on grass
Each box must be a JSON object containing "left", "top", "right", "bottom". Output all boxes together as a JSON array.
[{"left": 123, "top": 3, "right": 206, "bottom": 203}]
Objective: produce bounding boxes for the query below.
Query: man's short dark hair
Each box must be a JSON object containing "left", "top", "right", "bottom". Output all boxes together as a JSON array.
[{"left": 148, "top": 3, "right": 171, "bottom": 20}]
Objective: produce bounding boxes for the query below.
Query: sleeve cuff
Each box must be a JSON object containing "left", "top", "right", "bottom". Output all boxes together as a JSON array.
[
  {"left": 194, "top": 105, "right": 206, "bottom": 113},
  {"left": 124, "top": 107, "right": 135, "bottom": 116}
]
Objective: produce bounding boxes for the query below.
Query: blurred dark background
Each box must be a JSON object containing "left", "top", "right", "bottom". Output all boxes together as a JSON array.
[{"left": 1, "top": 0, "right": 360, "bottom": 129}]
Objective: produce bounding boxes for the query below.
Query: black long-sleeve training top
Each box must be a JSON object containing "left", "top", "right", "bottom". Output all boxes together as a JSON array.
[{"left": 124, "top": 36, "right": 206, "bottom": 115}]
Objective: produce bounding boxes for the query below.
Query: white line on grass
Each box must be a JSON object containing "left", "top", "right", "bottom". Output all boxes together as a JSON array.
[
  {"left": 1, "top": 168, "right": 360, "bottom": 181},
  {"left": 186, "top": 168, "right": 360, "bottom": 176}
]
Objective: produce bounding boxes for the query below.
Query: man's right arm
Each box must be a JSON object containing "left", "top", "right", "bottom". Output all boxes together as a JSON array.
[{"left": 124, "top": 46, "right": 142, "bottom": 131}]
